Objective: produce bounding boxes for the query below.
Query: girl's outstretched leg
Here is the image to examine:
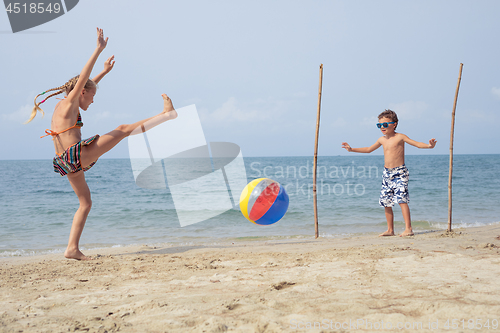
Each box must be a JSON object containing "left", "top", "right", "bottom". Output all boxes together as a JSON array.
[
  {"left": 80, "top": 94, "right": 176, "bottom": 167},
  {"left": 65, "top": 171, "right": 92, "bottom": 260}
]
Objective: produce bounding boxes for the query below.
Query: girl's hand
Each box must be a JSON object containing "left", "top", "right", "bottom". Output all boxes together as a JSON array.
[
  {"left": 104, "top": 55, "right": 115, "bottom": 73},
  {"left": 96, "top": 27, "right": 108, "bottom": 51}
]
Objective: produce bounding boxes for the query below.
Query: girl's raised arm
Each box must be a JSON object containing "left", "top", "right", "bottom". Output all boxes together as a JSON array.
[
  {"left": 66, "top": 28, "right": 108, "bottom": 103},
  {"left": 92, "top": 55, "right": 115, "bottom": 84}
]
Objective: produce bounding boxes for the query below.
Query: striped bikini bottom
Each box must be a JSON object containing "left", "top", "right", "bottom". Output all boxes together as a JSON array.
[{"left": 53, "top": 135, "right": 99, "bottom": 176}]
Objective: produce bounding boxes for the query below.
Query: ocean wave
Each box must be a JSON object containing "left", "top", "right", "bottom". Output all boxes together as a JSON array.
[
  {"left": 430, "top": 220, "right": 500, "bottom": 229},
  {"left": 0, "top": 248, "right": 64, "bottom": 258}
]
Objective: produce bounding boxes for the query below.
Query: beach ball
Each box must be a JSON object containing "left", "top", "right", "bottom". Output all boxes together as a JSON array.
[{"left": 239, "top": 178, "right": 289, "bottom": 225}]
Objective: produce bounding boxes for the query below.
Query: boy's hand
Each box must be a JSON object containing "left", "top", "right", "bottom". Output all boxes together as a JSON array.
[
  {"left": 342, "top": 142, "right": 352, "bottom": 152},
  {"left": 104, "top": 55, "right": 115, "bottom": 73},
  {"left": 428, "top": 138, "right": 437, "bottom": 148}
]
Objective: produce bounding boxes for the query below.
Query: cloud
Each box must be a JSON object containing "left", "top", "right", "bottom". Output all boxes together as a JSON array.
[
  {"left": 91, "top": 111, "right": 112, "bottom": 120},
  {"left": 210, "top": 97, "right": 264, "bottom": 122},
  {"left": 203, "top": 97, "right": 292, "bottom": 124},
  {"left": 1, "top": 104, "right": 36, "bottom": 124},
  {"left": 361, "top": 115, "right": 379, "bottom": 127},
  {"left": 491, "top": 87, "right": 500, "bottom": 100},
  {"left": 466, "top": 109, "right": 498, "bottom": 122},
  {"left": 92, "top": 110, "right": 133, "bottom": 121},
  {"left": 332, "top": 117, "right": 348, "bottom": 128},
  {"left": 387, "top": 101, "right": 429, "bottom": 120}
]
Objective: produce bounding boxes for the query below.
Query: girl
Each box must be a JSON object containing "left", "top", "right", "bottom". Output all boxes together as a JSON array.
[{"left": 27, "top": 28, "right": 177, "bottom": 260}]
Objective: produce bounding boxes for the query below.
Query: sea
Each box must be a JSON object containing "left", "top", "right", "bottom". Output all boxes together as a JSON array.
[{"left": 1, "top": 154, "right": 499, "bottom": 257}]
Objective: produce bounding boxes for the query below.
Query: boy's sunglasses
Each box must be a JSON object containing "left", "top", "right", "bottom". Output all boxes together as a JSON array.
[{"left": 376, "top": 122, "right": 395, "bottom": 128}]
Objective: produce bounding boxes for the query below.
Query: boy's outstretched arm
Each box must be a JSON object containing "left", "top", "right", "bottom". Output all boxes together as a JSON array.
[
  {"left": 342, "top": 141, "right": 381, "bottom": 153},
  {"left": 92, "top": 55, "right": 115, "bottom": 84},
  {"left": 403, "top": 135, "right": 437, "bottom": 149}
]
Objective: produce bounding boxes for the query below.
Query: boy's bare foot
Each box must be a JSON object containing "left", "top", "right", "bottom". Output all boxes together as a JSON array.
[
  {"left": 64, "top": 248, "right": 92, "bottom": 261},
  {"left": 162, "top": 94, "right": 175, "bottom": 113},
  {"left": 379, "top": 230, "right": 395, "bottom": 237},
  {"left": 399, "top": 229, "right": 414, "bottom": 237}
]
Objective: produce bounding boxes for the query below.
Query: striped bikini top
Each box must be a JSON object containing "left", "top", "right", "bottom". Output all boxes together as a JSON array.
[{"left": 41, "top": 113, "right": 83, "bottom": 139}]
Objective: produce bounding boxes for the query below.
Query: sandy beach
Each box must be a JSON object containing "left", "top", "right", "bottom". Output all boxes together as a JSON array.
[{"left": 1, "top": 224, "right": 500, "bottom": 333}]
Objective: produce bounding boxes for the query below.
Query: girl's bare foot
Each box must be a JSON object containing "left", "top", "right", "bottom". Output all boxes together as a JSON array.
[
  {"left": 379, "top": 230, "right": 395, "bottom": 237},
  {"left": 64, "top": 248, "right": 92, "bottom": 261},
  {"left": 162, "top": 94, "right": 175, "bottom": 113},
  {"left": 399, "top": 229, "right": 414, "bottom": 237}
]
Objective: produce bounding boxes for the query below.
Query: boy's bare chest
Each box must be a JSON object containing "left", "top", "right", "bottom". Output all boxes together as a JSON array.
[{"left": 381, "top": 137, "right": 404, "bottom": 151}]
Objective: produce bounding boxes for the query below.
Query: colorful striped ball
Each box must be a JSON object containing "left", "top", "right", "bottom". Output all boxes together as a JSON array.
[{"left": 239, "top": 178, "right": 289, "bottom": 225}]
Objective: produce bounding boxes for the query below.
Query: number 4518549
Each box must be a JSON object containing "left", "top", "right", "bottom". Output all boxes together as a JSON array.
[{"left": 5, "top": 2, "right": 61, "bottom": 14}]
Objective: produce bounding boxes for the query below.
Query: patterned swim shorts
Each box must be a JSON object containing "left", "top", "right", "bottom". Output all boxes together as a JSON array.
[
  {"left": 379, "top": 164, "right": 409, "bottom": 207},
  {"left": 53, "top": 135, "right": 99, "bottom": 176}
]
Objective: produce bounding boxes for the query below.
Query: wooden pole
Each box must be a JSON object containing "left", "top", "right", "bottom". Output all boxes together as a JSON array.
[
  {"left": 448, "top": 63, "right": 463, "bottom": 232},
  {"left": 313, "top": 64, "right": 323, "bottom": 239}
]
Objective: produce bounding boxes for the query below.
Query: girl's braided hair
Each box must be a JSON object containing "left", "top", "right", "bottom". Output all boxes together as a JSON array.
[{"left": 25, "top": 75, "right": 96, "bottom": 124}]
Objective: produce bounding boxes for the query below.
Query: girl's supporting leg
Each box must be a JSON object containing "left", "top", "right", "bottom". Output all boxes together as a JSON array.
[
  {"left": 65, "top": 171, "right": 92, "bottom": 260},
  {"left": 380, "top": 206, "right": 395, "bottom": 236},
  {"left": 80, "top": 94, "right": 176, "bottom": 168},
  {"left": 399, "top": 203, "right": 414, "bottom": 236}
]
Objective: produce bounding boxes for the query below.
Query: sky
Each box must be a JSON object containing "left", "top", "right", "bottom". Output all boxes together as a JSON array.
[{"left": 1, "top": 0, "right": 499, "bottom": 160}]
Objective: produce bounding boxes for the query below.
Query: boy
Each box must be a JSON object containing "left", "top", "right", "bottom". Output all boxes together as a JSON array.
[{"left": 341, "top": 110, "right": 436, "bottom": 237}]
